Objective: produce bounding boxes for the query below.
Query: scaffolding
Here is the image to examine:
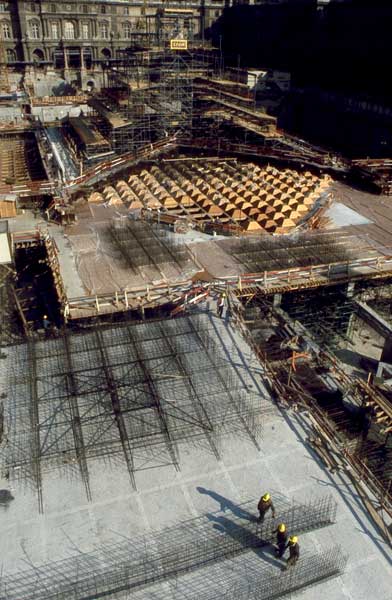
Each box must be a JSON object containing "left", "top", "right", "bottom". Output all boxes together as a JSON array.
[
  {"left": 0, "top": 496, "right": 338, "bottom": 600},
  {"left": 93, "top": 48, "right": 217, "bottom": 155},
  {"left": 1, "top": 314, "right": 268, "bottom": 510},
  {"left": 230, "top": 287, "right": 392, "bottom": 524}
]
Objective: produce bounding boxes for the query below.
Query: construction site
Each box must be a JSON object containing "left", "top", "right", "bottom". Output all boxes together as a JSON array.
[{"left": 1, "top": 5, "right": 392, "bottom": 600}]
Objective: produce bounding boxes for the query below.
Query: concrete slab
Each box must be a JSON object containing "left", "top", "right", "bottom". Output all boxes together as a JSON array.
[
  {"left": 185, "top": 473, "right": 239, "bottom": 515},
  {"left": 142, "top": 487, "right": 192, "bottom": 530},
  {"left": 295, "top": 576, "right": 351, "bottom": 600},
  {"left": 341, "top": 558, "right": 392, "bottom": 600},
  {"left": 0, "top": 310, "right": 391, "bottom": 599},
  {"left": 325, "top": 201, "right": 372, "bottom": 227},
  {"left": 48, "top": 224, "right": 86, "bottom": 297},
  {"left": 227, "top": 460, "right": 280, "bottom": 502}
]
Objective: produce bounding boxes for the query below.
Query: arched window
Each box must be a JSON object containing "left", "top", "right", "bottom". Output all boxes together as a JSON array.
[
  {"left": 6, "top": 48, "right": 16, "bottom": 63},
  {"left": 64, "top": 21, "right": 75, "bottom": 40},
  {"left": 1, "top": 21, "right": 11, "bottom": 39},
  {"left": 51, "top": 21, "right": 59, "bottom": 39},
  {"left": 123, "top": 22, "right": 132, "bottom": 39},
  {"left": 100, "top": 22, "right": 109, "bottom": 39},
  {"left": 30, "top": 21, "right": 40, "bottom": 39},
  {"left": 32, "top": 48, "right": 45, "bottom": 63}
]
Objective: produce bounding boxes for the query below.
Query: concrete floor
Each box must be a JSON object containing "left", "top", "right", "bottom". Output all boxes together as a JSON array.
[{"left": 0, "top": 305, "right": 391, "bottom": 599}]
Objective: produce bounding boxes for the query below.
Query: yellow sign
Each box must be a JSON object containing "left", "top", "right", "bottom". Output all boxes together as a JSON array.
[{"left": 170, "top": 39, "right": 188, "bottom": 50}]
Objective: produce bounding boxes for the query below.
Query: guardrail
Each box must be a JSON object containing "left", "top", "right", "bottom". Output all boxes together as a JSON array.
[{"left": 65, "top": 136, "right": 177, "bottom": 191}]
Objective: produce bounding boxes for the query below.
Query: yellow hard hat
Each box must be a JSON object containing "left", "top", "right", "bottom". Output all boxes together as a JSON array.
[
  {"left": 262, "top": 493, "right": 270, "bottom": 502},
  {"left": 289, "top": 536, "right": 298, "bottom": 544},
  {"left": 278, "top": 523, "right": 286, "bottom": 533}
]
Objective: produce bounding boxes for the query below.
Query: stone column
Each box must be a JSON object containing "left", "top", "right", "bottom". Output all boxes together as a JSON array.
[{"left": 64, "top": 46, "right": 69, "bottom": 69}]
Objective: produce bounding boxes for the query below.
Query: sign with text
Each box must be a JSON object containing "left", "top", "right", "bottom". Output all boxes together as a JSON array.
[{"left": 170, "top": 39, "right": 188, "bottom": 50}]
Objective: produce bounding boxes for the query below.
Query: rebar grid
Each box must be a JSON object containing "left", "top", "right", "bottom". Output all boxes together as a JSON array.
[
  {"left": 109, "top": 220, "right": 190, "bottom": 275},
  {"left": 1, "top": 315, "right": 267, "bottom": 503},
  {"left": 0, "top": 496, "right": 337, "bottom": 600},
  {"left": 173, "top": 546, "right": 347, "bottom": 600},
  {"left": 226, "top": 232, "right": 375, "bottom": 273}
]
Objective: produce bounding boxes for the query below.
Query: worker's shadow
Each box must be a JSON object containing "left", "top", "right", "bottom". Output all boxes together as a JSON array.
[
  {"left": 197, "top": 487, "right": 257, "bottom": 522},
  {"left": 207, "top": 513, "right": 283, "bottom": 569}
]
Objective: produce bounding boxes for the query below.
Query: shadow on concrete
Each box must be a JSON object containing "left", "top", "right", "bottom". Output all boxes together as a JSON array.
[
  {"left": 197, "top": 487, "right": 257, "bottom": 521},
  {"left": 207, "top": 512, "right": 283, "bottom": 569}
]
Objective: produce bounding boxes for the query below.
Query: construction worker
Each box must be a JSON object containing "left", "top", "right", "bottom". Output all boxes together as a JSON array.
[
  {"left": 274, "top": 523, "right": 288, "bottom": 558},
  {"left": 217, "top": 293, "right": 226, "bottom": 318},
  {"left": 257, "top": 492, "right": 276, "bottom": 523},
  {"left": 283, "top": 536, "right": 300, "bottom": 569},
  {"left": 42, "top": 314, "right": 50, "bottom": 336}
]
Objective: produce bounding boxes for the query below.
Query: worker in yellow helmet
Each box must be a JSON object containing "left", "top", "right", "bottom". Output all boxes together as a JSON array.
[
  {"left": 283, "top": 535, "right": 300, "bottom": 570},
  {"left": 274, "top": 523, "right": 288, "bottom": 558},
  {"left": 257, "top": 492, "right": 276, "bottom": 523}
]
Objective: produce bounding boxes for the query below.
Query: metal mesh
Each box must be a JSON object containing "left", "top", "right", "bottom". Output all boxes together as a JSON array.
[
  {"left": 1, "top": 315, "right": 269, "bottom": 509},
  {"left": 0, "top": 496, "right": 338, "bottom": 600}
]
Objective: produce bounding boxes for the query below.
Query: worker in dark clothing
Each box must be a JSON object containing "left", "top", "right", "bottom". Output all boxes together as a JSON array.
[
  {"left": 274, "top": 523, "right": 288, "bottom": 558},
  {"left": 283, "top": 536, "right": 300, "bottom": 569},
  {"left": 257, "top": 492, "right": 276, "bottom": 523},
  {"left": 42, "top": 314, "right": 51, "bottom": 336},
  {"left": 217, "top": 293, "right": 226, "bottom": 318}
]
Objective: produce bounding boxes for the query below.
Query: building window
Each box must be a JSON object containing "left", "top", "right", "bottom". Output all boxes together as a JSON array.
[
  {"left": 0, "top": 4, "right": 6, "bottom": 14},
  {"left": 123, "top": 7, "right": 129, "bottom": 15},
  {"left": 123, "top": 22, "right": 132, "bottom": 39},
  {"left": 82, "top": 23, "right": 89, "bottom": 40},
  {"left": 100, "top": 22, "right": 109, "bottom": 39},
  {"left": 51, "top": 21, "right": 59, "bottom": 39},
  {"left": 64, "top": 20, "right": 75, "bottom": 40},
  {"left": 32, "top": 48, "right": 45, "bottom": 62},
  {"left": 31, "top": 2, "right": 36, "bottom": 12},
  {"left": 1, "top": 21, "right": 11, "bottom": 39},
  {"left": 82, "top": 5, "right": 88, "bottom": 13},
  {"left": 50, "top": 3, "right": 56, "bottom": 12},
  {"left": 30, "top": 21, "right": 40, "bottom": 39},
  {"left": 6, "top": 48, "right": 16, "bottom": 63},
  {"left": 100, "top": 5, "right": 106, "bottom": 14}
]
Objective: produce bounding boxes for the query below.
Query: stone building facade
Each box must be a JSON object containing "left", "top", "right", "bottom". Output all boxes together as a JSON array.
[{"left": 1, "top": 0, "right": 230, "bottom": 67}]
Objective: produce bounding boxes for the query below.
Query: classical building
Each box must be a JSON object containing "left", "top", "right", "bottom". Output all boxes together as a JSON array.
[{"left": 1, "top": 0, "right": 230, "bottom": 68}]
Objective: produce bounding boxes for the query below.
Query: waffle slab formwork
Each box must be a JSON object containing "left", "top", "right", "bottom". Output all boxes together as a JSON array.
[
  {"left": 1, "top": 314, "right": 269, "bottom": 511},
  {"left": 0, "top": 495, "right": 338, "bottom": 600}
]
